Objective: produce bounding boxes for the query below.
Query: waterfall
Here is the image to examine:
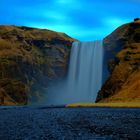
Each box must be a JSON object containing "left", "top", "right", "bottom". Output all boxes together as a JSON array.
[
  {"left": 67, "top": 41, "right": 103, "bottom": 102},
  {"left": 45, "top": 40, "right": 103, "bottom": 105}
]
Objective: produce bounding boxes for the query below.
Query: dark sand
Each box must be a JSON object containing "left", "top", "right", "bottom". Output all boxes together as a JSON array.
[{"left": 0, "top": 106, "right": 140, "bottom": 140}]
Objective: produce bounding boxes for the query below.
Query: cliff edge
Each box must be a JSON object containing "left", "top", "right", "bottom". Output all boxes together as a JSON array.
[
  {"left": 0, "top": 25, "right": 76, "bottom": 105},
  {"left": 96, "top": 19, "right": 140, "bottom": 102}
]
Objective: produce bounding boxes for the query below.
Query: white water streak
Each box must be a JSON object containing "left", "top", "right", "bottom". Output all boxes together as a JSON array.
[
  {"left": 67, "top": 41, "right": 103, "bottom": 102},
  {"left": 45, "top": 40, "right": 103, "bottom": 105}
]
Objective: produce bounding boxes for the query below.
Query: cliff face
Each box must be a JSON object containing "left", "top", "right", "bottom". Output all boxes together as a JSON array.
[
  {"left": 96, "top": 20, "right": 140, "bottom": 102},
  {"left": 0, "top": 25, "right": 76, "bottom": 105}
]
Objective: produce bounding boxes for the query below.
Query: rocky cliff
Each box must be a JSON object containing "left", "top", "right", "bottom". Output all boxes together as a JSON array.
[
  {"left": 96, "top": 19, "right": 140, "bottom": 102},
  {"left": 0, "top": 25, "right": 76, "bottom": 105}
]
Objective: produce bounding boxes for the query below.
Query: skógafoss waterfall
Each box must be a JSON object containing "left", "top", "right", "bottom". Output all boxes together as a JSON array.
[{"left": 46, "top": 40, "right": 103, "bottom": 105}]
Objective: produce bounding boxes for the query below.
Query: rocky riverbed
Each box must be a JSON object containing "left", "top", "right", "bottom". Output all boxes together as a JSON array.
[{"left": 0, "top": 107, "right": 140, "bottom": 140}]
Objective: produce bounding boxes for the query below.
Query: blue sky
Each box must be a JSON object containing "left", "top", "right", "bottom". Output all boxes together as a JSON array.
[{"left": 0, "top": 0, "right": 140, "bottom": 41}]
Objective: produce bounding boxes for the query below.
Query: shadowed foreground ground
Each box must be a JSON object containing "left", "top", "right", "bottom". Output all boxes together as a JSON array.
[{"left": 0, "top": 107, "right": 140, "bottom": 140}]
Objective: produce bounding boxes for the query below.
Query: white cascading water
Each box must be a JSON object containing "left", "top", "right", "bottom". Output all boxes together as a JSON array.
[
  {"left": 67, "top": 41, "right": 103, "bottom": 102},
  {"left": 45, "top": 40, "right": 103, "bottom": 105}
]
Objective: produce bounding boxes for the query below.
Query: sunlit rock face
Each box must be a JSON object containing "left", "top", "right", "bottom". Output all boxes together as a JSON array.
[
  {"left": 0, "top": 25, "right": 76, "bottom": 105},
  {"left": 45, "top": 41, "right": 103, "bottom": 105},
  {"left": 96, "top": 20, "right": 140, "bottom": 103}
]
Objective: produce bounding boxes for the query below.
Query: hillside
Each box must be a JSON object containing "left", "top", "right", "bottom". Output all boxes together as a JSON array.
[
  {"left": 0, "top": 25, "right": 76, "bottom": 105},
  {"left": 96, "top": 19, "right": 140, "bottom": 103}
]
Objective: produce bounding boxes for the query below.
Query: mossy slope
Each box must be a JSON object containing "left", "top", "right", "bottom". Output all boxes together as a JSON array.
[
  {"left": 96, "top": 20, "right": 140, "bottom": 103},
  {"left": 0, "top": 25, "right": 76, "bottom": 105}
]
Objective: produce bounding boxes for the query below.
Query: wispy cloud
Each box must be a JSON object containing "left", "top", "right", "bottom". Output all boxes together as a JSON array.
[{"left": 0, "top": 0, "right": 139, "bottom": 41}]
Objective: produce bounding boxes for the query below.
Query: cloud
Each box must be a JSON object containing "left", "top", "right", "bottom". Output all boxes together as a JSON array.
[
  {"left": 0, "top": 0, "right": 139, "bottom": 41},
  {"left": 56, "top": 0, "right": 75, "bottom": 4}
]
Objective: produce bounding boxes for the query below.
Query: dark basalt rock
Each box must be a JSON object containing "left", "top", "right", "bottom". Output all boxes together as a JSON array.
[
  {"left": 20, "top": 26, "right": 34, "bottom": 30},
  {"left": 134, "top": 18, "right": 140, "bottom": 21}
]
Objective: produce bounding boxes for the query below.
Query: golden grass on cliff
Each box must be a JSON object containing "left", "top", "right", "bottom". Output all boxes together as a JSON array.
[{"left": 66, "top": 102, "right": 140, "bottom": 108}]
